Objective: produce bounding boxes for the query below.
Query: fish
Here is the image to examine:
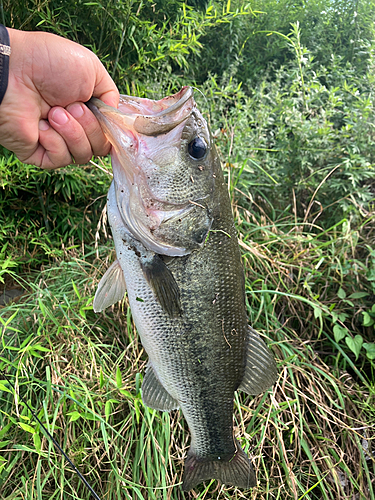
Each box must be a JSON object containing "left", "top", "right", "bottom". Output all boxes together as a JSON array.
[{"left": 87, "top": 87, "right": 277, "bottom": 491}]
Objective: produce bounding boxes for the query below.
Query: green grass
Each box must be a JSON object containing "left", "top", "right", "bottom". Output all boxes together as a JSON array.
[{"left": 0, "top": 190, "right": 374, "bottom": 499}]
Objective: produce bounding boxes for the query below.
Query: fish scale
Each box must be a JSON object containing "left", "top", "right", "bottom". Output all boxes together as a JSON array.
[{"left": 88, "top": 87, "right": 278, "bottom": 491}]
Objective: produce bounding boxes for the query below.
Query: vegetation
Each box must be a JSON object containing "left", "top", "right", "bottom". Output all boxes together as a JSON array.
[{"left": 1, "top": 0, "right": 374, "bottom": 499}]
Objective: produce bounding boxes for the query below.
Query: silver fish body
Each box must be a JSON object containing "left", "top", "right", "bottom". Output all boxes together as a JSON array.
[{"left": 88, "top": 88, "right": 277, "bottom": 491}]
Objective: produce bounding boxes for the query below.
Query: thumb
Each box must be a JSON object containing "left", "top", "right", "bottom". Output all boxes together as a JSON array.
[{"left": 92, "top": 59, "right": 119, "bottom": 109}]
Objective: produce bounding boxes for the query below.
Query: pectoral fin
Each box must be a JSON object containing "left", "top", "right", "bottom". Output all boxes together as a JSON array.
[
  {"left": 141, "top": 255, "right": 182, "bottom": 317},
  {"left": 238, "top": 326, "right": 278, "bottom": 395},
  {"left": 93, "top": 259, "right": 127, "bottom": 312},
  {"left": 142, "top": 363, "right": 179, "bottom": 411}
]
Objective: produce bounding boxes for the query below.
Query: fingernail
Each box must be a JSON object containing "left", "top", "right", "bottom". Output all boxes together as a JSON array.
[
  {"left": 39, "top": 120, "right": 50, "bottom": 131},
  {"left": 51, "top": 108, "right": 69, "bottom": 125},
  {"left": 67, "top": 103, "right": 84, "bottom": 119}
]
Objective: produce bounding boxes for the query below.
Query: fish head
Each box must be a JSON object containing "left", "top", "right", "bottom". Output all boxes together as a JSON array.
[{"left": 87, "top": 87, "right": 218, "bottom": 256}]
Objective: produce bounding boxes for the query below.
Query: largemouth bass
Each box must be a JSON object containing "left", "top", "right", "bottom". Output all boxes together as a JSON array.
[{"left": 87, "top": 87, "right": 277, "bottom": 491}]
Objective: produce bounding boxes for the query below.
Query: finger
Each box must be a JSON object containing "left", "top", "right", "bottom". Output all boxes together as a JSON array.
[
  {"left": 92, "top": 59, "right": 119, "bottom": 109},
  {"left": 23, "top": 120, "right": 72, "bottom": 169},
  {"left": 97, "top": 88, "right": 119, "bottom": 109},
  {"left": 66, "top": 102, "right": 111, "bottom": 157},
  {"left": 48, "top": 107, "right": 93, "bottom": 164}
]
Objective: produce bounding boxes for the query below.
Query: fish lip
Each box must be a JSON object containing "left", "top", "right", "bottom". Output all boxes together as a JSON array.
[
  {"left": 85, "top": 97, "right": 111, "bottom": 117},
  {"left": 86, "top": 86, "right": 193, "bottom": 125},
  {"left": 118, "top": 86, "right": 193, "bottom": 119}
]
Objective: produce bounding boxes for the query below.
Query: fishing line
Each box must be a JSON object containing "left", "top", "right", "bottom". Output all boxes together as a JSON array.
[
  {"left": 191, "top": 86, "right": 211, "bottom": 122},
  {"left": 190, "top": 86, "right": 208, "bottom": 108},
  {"left": 0, "top": 369, "right": 102, "bottom": 500}
]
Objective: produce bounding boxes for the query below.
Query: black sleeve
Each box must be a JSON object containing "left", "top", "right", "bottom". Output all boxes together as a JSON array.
[{"left": 0, "top": 25, "right": 11, "bottom": 106}]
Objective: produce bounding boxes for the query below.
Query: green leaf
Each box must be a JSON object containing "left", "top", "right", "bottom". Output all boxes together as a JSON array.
[
  {"left": 333, "top": 325, "right": 347, "bottom": 343},
  {"left": 19, "top": 423, "right": 35, "bottom": 434},
  {"left": 116, "top": 366, "right": 122, "bottom": 389},
  {"left": 337, "top": 288, "right": 346, "bottom": 299},
  {"left": 67, "top": 411, "right": 81, "bottom": 422},
  {"left": 33, "top": 433, "right": 41, "bottom": 452},
  {"left": 119, "top": 389, "right": 133, "bottom": 398},
  {"left": 105, "top": 401, "right": 112, "bottom": 422},
  {"left": 330, "top": 311, "right": 338, "bottom": 323},
  {"left": 81, "top": 412, "right": 99, "bottom": 422},
  {"left": 0, "top": 310, "right": 18, "bottom": 328},
  {"left": 343, "top": 300, "right": 354, "bottom": 307},
  {"left": 105, "top": 400, "right": 119, "bottom": 421},
  {"left": 313, "top": 306, "right": 322, "bottom": 319},
  {"left": 134, "top": 398, "right": 141, "bottom": 424},
  {"left": 362, "top": 312, "right": 374, "bottom": 327},
  {"left": 348, "top": 291, "right": 368, "bottom": 299},
  {"left": 363, "top": 343, "right": 375, "bottom": 360},
  {"left": 29, "top": 345, "right": 50, "bottom": 352},
  {"left": 13, "top": 444, "right": 41, "bottom": 453},
  {"left": 72, "top": 280, "right": 81, "bottom": 300},
  {"left": 345, "top": 335, "right": 363, "bottom": 359},
  {"left": 0, "top": 424, "right": 12, "bottom": 439},
  {"left": 79, "top": 307, "right": 87, "bottom": 319},
  {"left": 0, "top": 382, "right": 11, "bottom": 393},
  {"left": 99, "top": 367, "right": 105, "bottom": 389}
]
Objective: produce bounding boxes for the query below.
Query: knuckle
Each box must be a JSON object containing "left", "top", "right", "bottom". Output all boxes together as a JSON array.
[{"left": 73, "top": 150, "right": 92, "bottom": 165}]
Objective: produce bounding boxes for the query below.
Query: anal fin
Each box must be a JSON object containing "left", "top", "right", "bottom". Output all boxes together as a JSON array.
[
  {"left": 238, "top": 326, "right": 278, "bottom": 395},
  {"left": 93, "top": 259, "right": 126, "bottom": 312},
  {"left": 142, "top": 363, "right": 179, "bottom": 411},
  {"left": 141, "top": 254, "right": 182, "bottom": 317}
]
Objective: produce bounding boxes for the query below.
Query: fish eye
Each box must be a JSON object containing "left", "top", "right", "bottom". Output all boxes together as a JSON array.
[{"left": 188, "top": 137, "right": 207, "bottom": 159}]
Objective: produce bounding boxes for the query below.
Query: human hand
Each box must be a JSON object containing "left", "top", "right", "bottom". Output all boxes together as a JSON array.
[{"left": 0, "top": 28, "right": 119, "bottom": 168}]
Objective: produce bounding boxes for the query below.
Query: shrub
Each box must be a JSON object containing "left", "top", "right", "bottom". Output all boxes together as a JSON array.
[{"left": 203, "top": 23, "right": 375, "bottom": 223}]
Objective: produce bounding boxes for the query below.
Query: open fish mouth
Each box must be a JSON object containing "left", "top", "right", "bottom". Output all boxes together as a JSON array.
[
  {"left": 87, "top": 86, "right": 194, "bottom": 139},
  {"left": 118, "top": 86, "right": 194, "bottom": 135},
  {"left": 87, "top": 87, "right": 214, "bottom": 257}
]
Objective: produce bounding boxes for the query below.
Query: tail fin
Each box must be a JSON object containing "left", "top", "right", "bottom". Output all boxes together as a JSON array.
[{"left": 182, "top": 440, "right": 256, "bottom": 491}]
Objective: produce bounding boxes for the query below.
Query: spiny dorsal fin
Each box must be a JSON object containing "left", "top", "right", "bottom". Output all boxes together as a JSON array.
[
  {"left": 142, "top": 363, "right": 179, "bottom": 411},
  {"left": 141, "top": 254, "right": 182, "bottom": 317},
  {"left": 238, "top": 326, "right": 278, "bottom": 395},
  {"left": 93, "top": 259, "right": 126, "bottom": 312}
]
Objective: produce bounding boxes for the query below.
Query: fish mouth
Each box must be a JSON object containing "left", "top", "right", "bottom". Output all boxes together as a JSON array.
[
  {"left": 86, "top": 87, "right": 194, "bottom": 182},
  {"left": 86, "top": 86, "right": 194, "bottom": 137},
  {"left": 87, "top": 87, "right": 208, "bottom": 256}
]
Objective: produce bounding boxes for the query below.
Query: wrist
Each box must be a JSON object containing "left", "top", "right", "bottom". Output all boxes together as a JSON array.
[{"left": 0, "top": 25, "right": 11, "bottom": 106}]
